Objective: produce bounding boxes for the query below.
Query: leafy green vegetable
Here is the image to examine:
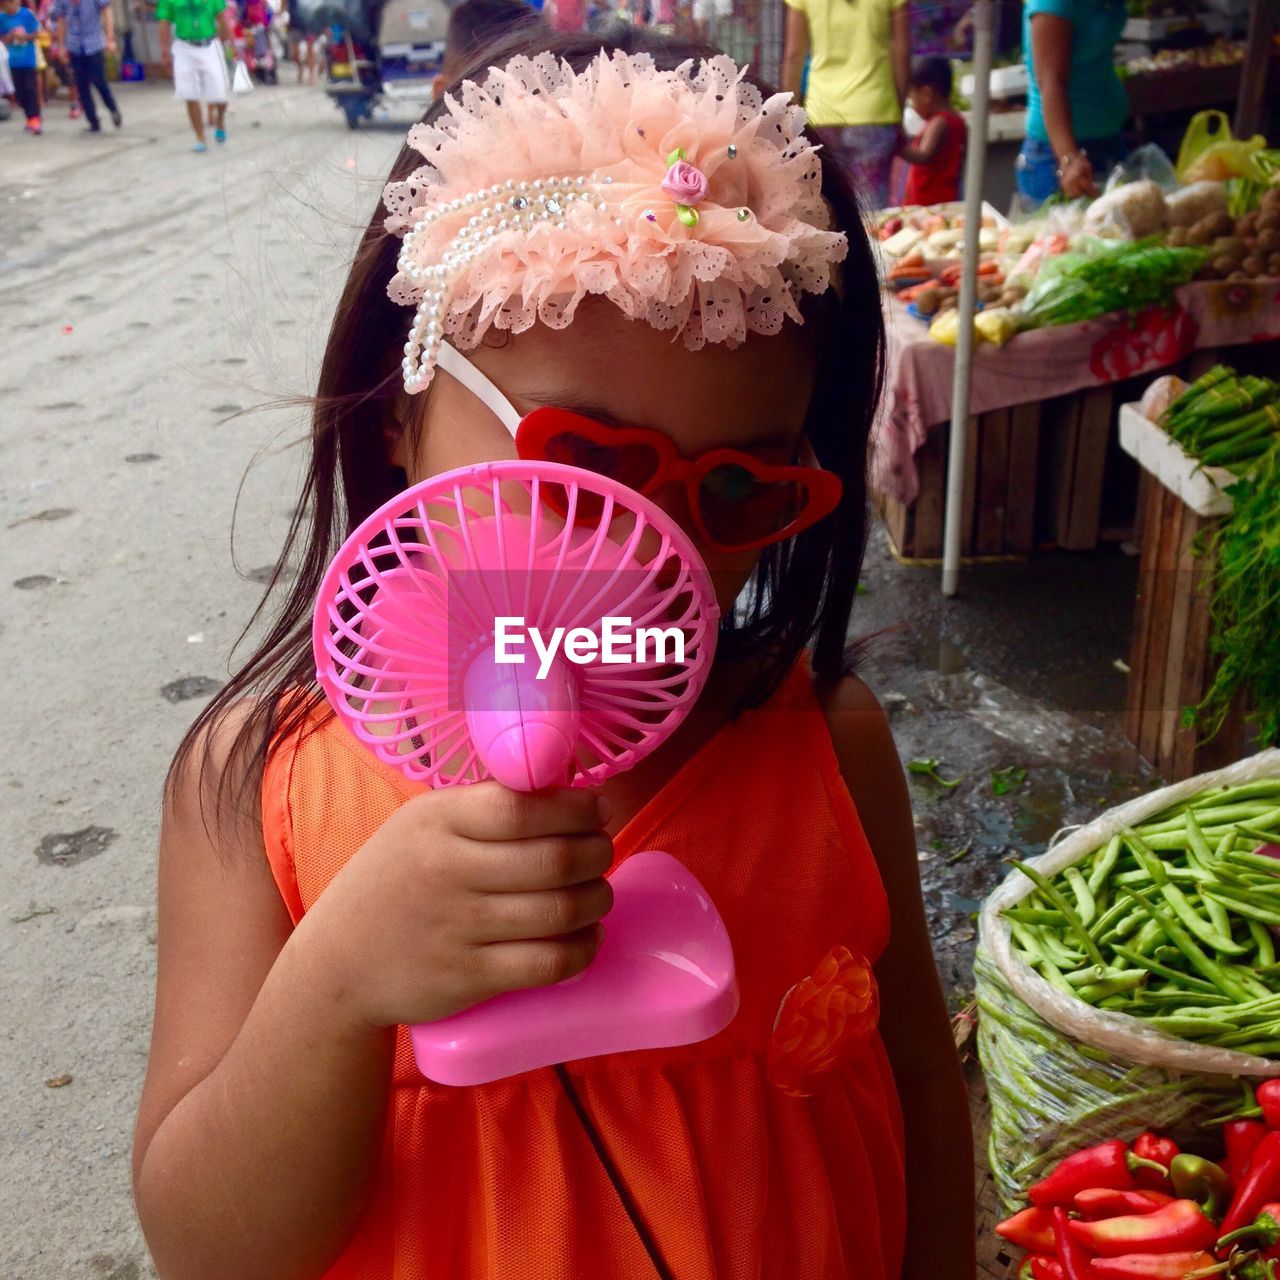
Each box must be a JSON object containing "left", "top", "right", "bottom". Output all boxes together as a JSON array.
[
  {"left": 1019, "top": 239, "right": 1206, "bottom": 329},
  {"left": 907, "top": 757, "right": 961, "bottom": 788},
  {"left": 1192, "top": 444, "right": 1280, "bottom": 747},
  {"left": 991, "top": 766, "right": 1028, "bottom": 796}
]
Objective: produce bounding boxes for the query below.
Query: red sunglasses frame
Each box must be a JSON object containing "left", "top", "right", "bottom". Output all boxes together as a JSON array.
[
  {"left": 514, "top": 408, "right": 844, "bottom": 555},
  {"left": 433, "top": 341, "right": 844, "bottom": 555}
]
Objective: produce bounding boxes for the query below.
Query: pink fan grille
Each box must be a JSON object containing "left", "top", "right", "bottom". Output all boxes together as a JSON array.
[{"left": 313, "top": 460, "right": 719, "bottom": 787}]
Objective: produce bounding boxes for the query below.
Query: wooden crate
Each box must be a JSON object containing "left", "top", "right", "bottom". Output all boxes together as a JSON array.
[
  {"left": 878, "top": 403, "right": 1042, "bottom": 561},
  {"left": 1041, "top": 385, "right": 1114, "bottom": 552},
  {"left": 1124, "top": 471, "right": 1249, "bottom": 781}
]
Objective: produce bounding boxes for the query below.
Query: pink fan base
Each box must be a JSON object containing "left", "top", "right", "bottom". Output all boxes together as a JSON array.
[{"left": 412, "top": 852, "right": 739, "bottom": 1086}]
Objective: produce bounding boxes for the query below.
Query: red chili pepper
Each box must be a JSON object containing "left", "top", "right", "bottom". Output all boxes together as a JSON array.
[
  {"left": 1067, "top": 1200, "right": 1216, "bottom": 1257},
  {"left": 1169, "top": 1155, "right": 1230, "bottom": 1218},
  {"left": 1030, "top": 1140, "right": 1168, "bottom": 1208},
  {"left": 1258, "top": 1080, "right": 1280, "bottom": 1130},
  {"left": 1088, "top": 1251, "right": 1221, "bottom": 1278},
  {"left": 1221, "top": 1131, "right": 1280, "bottom": 1237},
  {"left": 1218, "top": 1201, "right": 1280, "bottom": 1252},
  {"left": 1054, "top": 1206, "right": 1093, "bottom": 1280},
  {"left": 1074, "top": 1188, "right": 1174, "bottom": 1218},
  {"left": 1029, "top": 1258, "right": 1065, "bottom": 1280},
  {"left": 1226, "top": 1119, "right": 1268, "bottom": 1186},
  {"left": 996, "top": 1205, "right": 1056, "bottom": 1252},
  {"left": 1133, "top": 1132, "right": 1180, "bottom": 1192}
]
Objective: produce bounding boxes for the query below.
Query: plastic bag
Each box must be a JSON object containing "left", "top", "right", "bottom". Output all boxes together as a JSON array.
[
  {"left": 976, "top": 748, "right": 1280, "bottom": 1211},
  {"left": 1105, "top": 142, "right": 1181, "bottom": 194},
  {"left": 232, "top": 59, "right": 253, "bottom": 94},
  {"left": 1176, "top": 110, "right": 1267, "bottom": 184}
]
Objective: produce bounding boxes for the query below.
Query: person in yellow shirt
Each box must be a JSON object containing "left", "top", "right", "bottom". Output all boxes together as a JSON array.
[{"left": 781, "top": 0, "right": 911, "bottom": 208}]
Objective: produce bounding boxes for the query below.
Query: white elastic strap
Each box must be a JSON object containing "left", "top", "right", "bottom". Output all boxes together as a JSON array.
[{"left": 435, "top": 341, "right": 522, "bottom": 438}]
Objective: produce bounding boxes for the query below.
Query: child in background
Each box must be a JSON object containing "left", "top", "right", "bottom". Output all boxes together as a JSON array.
[
  {"left": 0, "top": 0, "right": 41, "bottom": 132},
  {"left": 898, "top": 55, "right": 967, "bottom": 206},
  {"left": 132, "top": 29, "right": 974, "bottom": 1280}
]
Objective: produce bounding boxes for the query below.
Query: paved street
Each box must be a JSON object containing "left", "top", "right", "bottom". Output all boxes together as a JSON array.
[
  {"left": 2, "top": 70, "right": 1150, "bottom": 1279},
  {"left": 1, "top": 77, "right": 411, "bottom": 1279}
]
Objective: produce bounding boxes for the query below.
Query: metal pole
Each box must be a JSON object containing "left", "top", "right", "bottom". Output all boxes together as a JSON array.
[{"left": 941, "top": 0, "right": 994, "bottom": 597}]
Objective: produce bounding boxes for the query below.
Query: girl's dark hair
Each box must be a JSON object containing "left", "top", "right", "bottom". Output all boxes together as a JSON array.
[{"left": 173, "top": 26, "right": 884, "bottom": 807}]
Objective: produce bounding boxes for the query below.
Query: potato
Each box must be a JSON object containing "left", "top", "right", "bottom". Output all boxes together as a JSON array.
[
  {"left": 1210, "top": 236, "right": 1245, "bottom": 261},
  {"left": 1166, "top": 225, "right": 1189, "bottom": 247},
  {"left": 1212, "top": 256, "right": 1240, "bottom": 276},
  {"left": 916, "top": 287, "right": 943, "bottom": 316},
  {"left": 1227, "top": 270, "right": 1250, "bottom": 282},
  {"left": 1242, "top": 255, "right": 1266, "bottom": 276},
  {"left": 1260, "top": 213, "right": 1280, "bottom": 235},
  {"left": 1269, "top": 253, "right": 1280, "bottom": 276},
  {"left": 1237, "top": 212, "right": 1259, "bottom": 237},
  {"left": 1244, "top": 235, "right": 1260, "bottom": 254},
  {"left": 1207, "top": 211, "right": 1235, "bottom": 238},
  {"left": 1186, "top": 216, "right": 1217, "bottom": 245},
  {"left": 1259, "top": 228, "right": 1280, "bottom": 253}
]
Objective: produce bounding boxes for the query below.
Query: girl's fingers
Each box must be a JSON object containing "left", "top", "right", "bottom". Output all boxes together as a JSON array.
[
  {"left": 470, "top": 879, "right": 614, "bottom": 944},
  {"left": 475, "top": 926, "right": 605, "bottom": 995},
  {"left": 447, "top": 782, "right": 608, "bottom": 843},
  {"left": 463, "top": 832, "right": 615, "bottom": 893}
]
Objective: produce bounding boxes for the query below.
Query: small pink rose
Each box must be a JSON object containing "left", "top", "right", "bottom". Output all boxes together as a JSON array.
[{"left": 660, "top": 159, "right": 709, "bottom": 207}]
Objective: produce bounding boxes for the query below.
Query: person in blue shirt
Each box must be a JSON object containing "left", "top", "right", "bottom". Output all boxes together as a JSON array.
[
  {"left": 0, "top": 0, "right": 42, "bottom": 131},
  {"left": 1017, "top": 0, "right": 1129, "bottom": 206},
  {"left": 52, "top": 0, "right": 121, "bottom": 132}
]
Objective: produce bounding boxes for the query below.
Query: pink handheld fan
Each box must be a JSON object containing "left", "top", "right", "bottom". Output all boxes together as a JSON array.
[{"left": 313, "top": 459, "right": 739, "bottom": 1085}]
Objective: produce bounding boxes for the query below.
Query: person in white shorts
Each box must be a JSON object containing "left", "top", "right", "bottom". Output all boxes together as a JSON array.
[{"left": 156, "top": 0, "right": 232, "bottom": 152}]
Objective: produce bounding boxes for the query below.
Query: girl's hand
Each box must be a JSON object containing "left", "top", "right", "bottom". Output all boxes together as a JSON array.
[{"left": 300, "top": 784, "right": 614, "bottom": 1030}]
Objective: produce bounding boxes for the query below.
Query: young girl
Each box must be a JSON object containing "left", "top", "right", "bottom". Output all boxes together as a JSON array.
[{"left": 132, "top": 29, "right": 974, "bottom": 1280}]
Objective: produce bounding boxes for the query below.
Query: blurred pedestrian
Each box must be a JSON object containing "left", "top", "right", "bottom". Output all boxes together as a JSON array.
[
  {"left": 0, "top": 0, "right": 41, "bottom": 132},
  {"left": 780, "top": 0, "right": 911, "bottom": 208},
  {"left": 38, "top": 0, "right": 82, "bottom": 120},
  {"left": 156, "top": 0, "right": 232, "bottom": 151},
  {"left": 285, "top": 0, "right": 314, "bottom": 83},
  {"left": 52, "top": 0, "right": 121, "bottom": 132}
]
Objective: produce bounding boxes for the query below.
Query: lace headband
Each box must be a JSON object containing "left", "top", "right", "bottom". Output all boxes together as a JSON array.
[{"left": 383, "top": 49, "right": 848, "bottom": 394}]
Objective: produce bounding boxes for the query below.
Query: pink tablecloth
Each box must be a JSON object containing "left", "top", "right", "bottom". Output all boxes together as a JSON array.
[{"left": 871, "top": 279, "right": 1280, "bottom": 507}]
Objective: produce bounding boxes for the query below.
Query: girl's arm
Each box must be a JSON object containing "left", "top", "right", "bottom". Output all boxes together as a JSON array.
[
  {"left": 1029, "top": 12, "right": 1098, "bottom": 198},
  {"left": 897, "top": 116, "right": 947, "bottom": 165},
  {"left": 780, "top": 5, "right": 808, "bottom": 100},
  {"left": 820, "top": 676, "right": 975, "bottom": 1280},
  {"left": 134, "top": 710, "right": 613, "bottom": 1280},
  {"left": 132, "top": 713, "right": 397, "bottom": 1280}
]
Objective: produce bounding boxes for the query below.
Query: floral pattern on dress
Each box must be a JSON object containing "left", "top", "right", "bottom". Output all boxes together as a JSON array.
[{"left": 766, "top": 945, "right": 880, "bottom": 1098}]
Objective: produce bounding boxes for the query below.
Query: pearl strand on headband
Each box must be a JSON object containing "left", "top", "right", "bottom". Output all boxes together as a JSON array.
[{"left": 398, "top": 175, "right": 608, "bottom": 393}]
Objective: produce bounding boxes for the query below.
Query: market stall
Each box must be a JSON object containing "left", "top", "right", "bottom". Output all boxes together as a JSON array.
[{"left": 871, "top": 167, "right": 1280, "bottom": 563}]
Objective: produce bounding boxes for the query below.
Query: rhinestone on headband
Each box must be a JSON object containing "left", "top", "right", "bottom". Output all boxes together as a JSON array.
[{"left": 397, "top": 175, "right": 606, "bottom": 392}]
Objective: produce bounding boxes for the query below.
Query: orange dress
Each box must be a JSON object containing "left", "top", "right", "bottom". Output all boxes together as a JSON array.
[{"left": 261, "top": 661, "right": 906, "bottom": 1279}]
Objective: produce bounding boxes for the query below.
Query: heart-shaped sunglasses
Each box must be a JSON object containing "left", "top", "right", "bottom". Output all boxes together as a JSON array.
[{"left": 435, "top": 342, "right": 843, "bottom": 555}]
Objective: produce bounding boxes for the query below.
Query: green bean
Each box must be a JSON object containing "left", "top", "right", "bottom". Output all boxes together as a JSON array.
[
  {"left": 1063, "top": 865, "right": 1097, "bottom": 926},
  {"left": 1132, "top": 917, "right": 1167, "bottom": 955},
  {"left": 1088, "top": 898, "right": 1136, "bottom": 943},
  {"left": 1139, "top": 800, "right": 1280, "bottom": 835},
  {"left": 1206, "top": 887, "right": 1280, "bottom": 929},
  {"left": 1144, "top": 1015, "right": 1240, "bottom": 1038},
  {"left": 1111, "top": 943, "right": 1219, "bottom": 993},
  {"left": 1238, "top": 823, "right": 1280, "bottom": 847},
  {"left": 1250, "top": 918, "right": 1277, "bottom": 967},
  {"left": 1077, "top": 975, "right": 1147, "bottom": 1002},
  {"left": 1065, "top": 967, "right": 1145, "bottom": 988},
  {"left": 1087, "top": 835, "right": 1123, "bottom": 898},
  {"left": 1001, "top": 906, "right": 1067, "bottom": 926},
  {"left": 1125, "top": 831, "right": 1247, "bottom": 955},
  {"left": 1224, "top": 848, "right": 1280, "bottom": 876},
  {"left": 1009, "top": 859, "right": 1106, "bottom": 967},
  {"left": 1123, "top": 888, "right": 1255, "bottom": 1001},
  {"left": 1219, "top": 1040, "right": 1280, "bottom": 1059}
]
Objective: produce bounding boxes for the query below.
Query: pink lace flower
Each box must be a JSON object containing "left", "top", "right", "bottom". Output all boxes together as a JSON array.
[
  {"left": 766, "top": 945, "right": 879, "bottom": 1098},
  {"left": 661, "top": 159, "right": 709, "bottom": 206}
]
